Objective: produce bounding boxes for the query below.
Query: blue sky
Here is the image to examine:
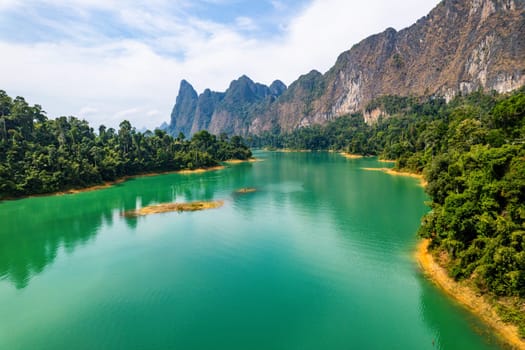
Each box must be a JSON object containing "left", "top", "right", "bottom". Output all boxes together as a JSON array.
[
  {"left": 0, "top": 0, "right": 439, "bottom": 129},
  {"left": 0, "top": 1, "right": 309, "bottom": 48}
]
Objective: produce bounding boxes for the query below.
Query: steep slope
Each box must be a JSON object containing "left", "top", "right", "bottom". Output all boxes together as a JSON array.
[
  {"left": 168, "top": 80, "right": 198, "bottom": 137},
  {"left": 190, "top": 89, "right": 225, "bottom": 135},
  {"left": 167, "top": 0, "right": 525, "bottom": 136}
]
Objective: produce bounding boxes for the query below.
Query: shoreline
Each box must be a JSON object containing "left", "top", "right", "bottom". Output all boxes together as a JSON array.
[
  {"left": 62, "top": 165, "right": 227, "bottom": 192},
  {"left": 1, "top": 165, "right": 230, "bottom": 201},
  {"left": 274, "top": 149, "right": 312, "bottom": 153},
  {"left": 416, "top": 239, "right": 525, "bottom": 349},
  {"left": 362, "top": 167, "right": 427, "bottom": 187},
  {"left": 2, "top": 158, "right": 260, "bottom": 202}
]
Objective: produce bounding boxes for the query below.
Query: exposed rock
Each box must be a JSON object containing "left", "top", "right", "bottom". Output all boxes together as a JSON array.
[
  {"left": 168, "top": 76, "right": 287, "bottom": 137},
  {"left": 190, "top": 89, "right": 224, "bottom": 135},
  {"left": 363, "top": 108, "right": 388, "bottom": 124},
  {"left": 158, "top": 121, "right": 169, "bottom": 131},
  {"left": 168, "top": 80, "right": 198, "bottom": 137}
]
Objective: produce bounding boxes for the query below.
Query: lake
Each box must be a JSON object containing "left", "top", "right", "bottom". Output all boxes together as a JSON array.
[{"left": 0, "top": 151, "right": 505, "bottom": 349}]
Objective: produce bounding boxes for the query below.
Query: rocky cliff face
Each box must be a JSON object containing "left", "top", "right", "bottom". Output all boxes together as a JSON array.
[
  {"left": 169, "top": 80, "right": 198, "bottom": 137},
  {"left": 167, "top": 0, "right": 525, "bottom": 136},
  {"left": 168, "top": 76, "right": 286, "bottom": 137}
]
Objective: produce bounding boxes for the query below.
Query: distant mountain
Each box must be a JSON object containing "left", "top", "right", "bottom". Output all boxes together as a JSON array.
[
  {"left": 166, "top": 0, "right": 525, "bottom": 136},
  {"left": 158, "top": 121, "right": 169, "bottom": 131},
  {"left": 168, "top": 76, "right": 286, "bottom": 137}
]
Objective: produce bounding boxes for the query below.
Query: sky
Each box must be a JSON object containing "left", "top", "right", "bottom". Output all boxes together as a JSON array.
[{"left": 0, "top": 0, "right": 440, "bottom": 130}]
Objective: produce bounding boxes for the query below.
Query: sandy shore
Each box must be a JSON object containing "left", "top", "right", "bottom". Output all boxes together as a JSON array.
[
  {"left": 416, "top": 239, "right": 525, "bottom": 349},
  {"left": 3, "top": 158, "right": 257, "bottom": 201},
  {"left": 24, "top": 176, "right": 135, "bottom": 197},
  {"left": 123, "top": 200, "right": 224, "bottom": 217},
  {"left": 362, "top": 167, "right": 427, "bottom": 187},
  {"left": 378, "top": 159, "right": 396, "bottom": 163},
  {"left": 55, "top": 179, "right": 126, "bottom": 195},
  {"left": 66, "top": 166, "right": 226, "bottom": 191},
  {"left": 340, "top": 152, "right": 364, "bottom": 159}
]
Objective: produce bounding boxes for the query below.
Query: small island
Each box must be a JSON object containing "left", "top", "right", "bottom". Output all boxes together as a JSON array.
[
  {"left": 340, "top": 152, "right": 364, "bottom": 159},
  {"left": 123, "top": 200, "right": 224, "bottom": 217},
  {"left": 223, "top": 158, "right": 259, "bottom": 164},
  {"left": 178, "top": 166, "right": 225, "bottom": 174},
  {"left": 234, "top": 187, "right": 257, "bottom": 194}
]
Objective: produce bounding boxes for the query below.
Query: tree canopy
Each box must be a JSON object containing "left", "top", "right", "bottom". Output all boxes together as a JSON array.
[{"left": 0, "top": 90, "right": 251, "bottom": 199}]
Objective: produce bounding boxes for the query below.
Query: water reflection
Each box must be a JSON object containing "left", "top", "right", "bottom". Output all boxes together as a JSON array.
[
  {"left": 0, "top": 152, "right": 507, "bottom": 350},
  {"left": 0, "top": 168, "right": 249, "bottom": 289},
  {"left": 242, "top": 152, "right": 503, "bottom": 349},
  {"left": 0, "top": 198, "right": 104, "bottom": 289},
  {"left": 243, "top": 152, "right": 428, "bottom": 247},
  {"left": 0, "top": 161, "right": 270, "bottom": 289},
  {"left": 418, "top": 273, "right": 505, "bottom": 350},
  {"left": 0, "top": 152, "right": 440, "bottom": 293}
]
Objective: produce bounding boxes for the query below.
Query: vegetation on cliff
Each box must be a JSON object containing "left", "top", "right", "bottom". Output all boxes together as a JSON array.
[
  {"left": 251, "top": 87, "right": 525, "bottom": 336},
  {"left": 0, "top": 90, "right": 251, "bottom": 199}
]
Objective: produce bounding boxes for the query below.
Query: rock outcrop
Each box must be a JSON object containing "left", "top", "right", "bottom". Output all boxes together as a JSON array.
[
  {"left": 168, "top": 76, "right": 286, "bottom": 137},
  {"left": 168, "top": 80, "right": 198, "bottom": 137}
]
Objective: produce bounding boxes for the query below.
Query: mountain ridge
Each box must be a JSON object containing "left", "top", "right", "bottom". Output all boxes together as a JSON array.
[
  {"left": 168, "top": 76, "right": 287, "bottom": 137},
  {"left": 167, "top": 0, "right": 525, "bottom": 137}
]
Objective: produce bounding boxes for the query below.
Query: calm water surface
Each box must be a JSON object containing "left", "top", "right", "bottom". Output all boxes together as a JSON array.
[{"left": 0, "top": 152, "right": 506, "bottom": 349}]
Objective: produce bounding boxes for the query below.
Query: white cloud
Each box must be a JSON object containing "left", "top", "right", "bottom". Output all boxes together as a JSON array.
[
  {"left": 78, "top": 107, "right": 98, "bottom": 116},
  {"left": 0, "top": 0, "right": 439, "bottom": 130},
  {"left": 0, "top": 0, "right": 18, "bottom": 10},
  {"left": 235, "top": 16, "right": 258, "bottom": 31},
  {"left": 115, "top": 108, "right": 141, "bottom": 119},
  {"left": 270, "top": 1, "right": 286, "bottom": 11}
]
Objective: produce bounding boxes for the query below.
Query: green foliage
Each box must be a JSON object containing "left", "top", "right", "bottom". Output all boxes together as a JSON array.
[
  {"left": 496, "top": 303, "right": 525, "bottom": 338},
  {"left": 251, "top": 113, "right": 371, "bottom": 153},
  {"left": 0, "top": 91, "right": 251, "bottom": 199},
  {"left": 392, "top": 53, "right": 404, "bottom": 69}
]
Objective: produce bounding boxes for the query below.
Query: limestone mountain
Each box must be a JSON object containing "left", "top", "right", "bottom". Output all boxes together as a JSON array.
[
  {"left": 168, "top": 76, "right": 287, "bottom": 137},
  {"left": 167, "top": 0, "right": 525, "bottom": 136},
  {"left": 169, "top": 80, "right": 198, "bottom": 137}
]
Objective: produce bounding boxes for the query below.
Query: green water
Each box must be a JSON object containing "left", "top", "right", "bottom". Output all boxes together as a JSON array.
[{"left": 0, "top": 152, "right": 506, "bottom": 350}]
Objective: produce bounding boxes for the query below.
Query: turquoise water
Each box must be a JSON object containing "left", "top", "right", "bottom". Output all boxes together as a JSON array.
[{"left": 0, "top": 152, "right": 505, "bottom": 349}]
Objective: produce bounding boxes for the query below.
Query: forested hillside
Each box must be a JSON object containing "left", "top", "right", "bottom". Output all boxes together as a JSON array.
[
  {"left": 251, "top": 88, "right": 525, "bottom": 335},
  {"left": 0, "top": 91, "right": 251, "bottom": 199}
]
